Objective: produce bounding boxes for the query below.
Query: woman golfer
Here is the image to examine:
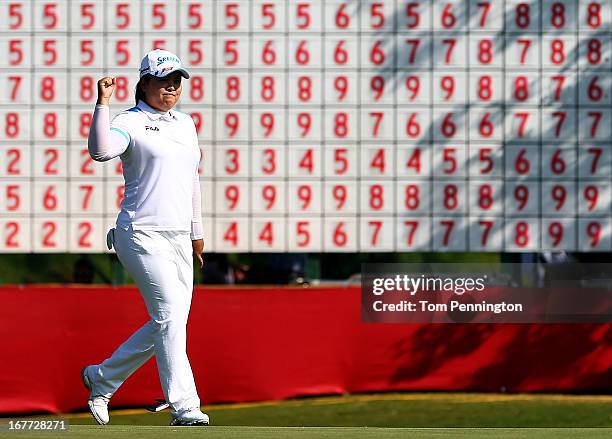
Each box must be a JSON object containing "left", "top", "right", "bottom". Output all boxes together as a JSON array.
[{"left": 82, "top": 49, "right": 209, "bottom": 427}]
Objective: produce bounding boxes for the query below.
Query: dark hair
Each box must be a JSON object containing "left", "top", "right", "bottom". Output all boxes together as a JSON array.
[{"left": 134, "top": 75, "right": 152, "bottom": 105}]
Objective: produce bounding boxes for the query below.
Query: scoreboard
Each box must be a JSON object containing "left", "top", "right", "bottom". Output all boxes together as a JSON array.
[{"left": 1, "top": 0, "right": 612, "bottom": 252}]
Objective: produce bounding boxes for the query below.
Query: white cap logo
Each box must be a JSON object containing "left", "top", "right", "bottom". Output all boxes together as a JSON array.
[{"left": 139, "top": 49, "right": 190, "bottom": 79}]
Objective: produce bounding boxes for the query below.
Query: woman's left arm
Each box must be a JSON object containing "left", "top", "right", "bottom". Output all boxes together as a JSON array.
[{"left": 191, "top": 164, "right": 204, "bottom": 268}]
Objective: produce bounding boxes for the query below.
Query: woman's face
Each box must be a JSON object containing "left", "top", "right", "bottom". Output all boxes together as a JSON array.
[{"left": 141, "top": 71, "right": 183, "bottom": 112}]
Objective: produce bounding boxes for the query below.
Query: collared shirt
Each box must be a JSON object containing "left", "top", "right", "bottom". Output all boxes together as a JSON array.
[{"left": 109, "top": 100, "right": 201, "bottom": 234}]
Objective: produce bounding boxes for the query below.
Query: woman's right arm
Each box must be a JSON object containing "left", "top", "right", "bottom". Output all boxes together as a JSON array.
[{"left": 87, "top": 77, "right": 130, "bottom": 162}]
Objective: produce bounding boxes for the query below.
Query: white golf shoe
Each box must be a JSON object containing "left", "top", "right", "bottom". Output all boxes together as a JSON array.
[
  {"left": 170, "top": 408, "right": 210, "bottom": 426},
  {"left": 81, "top": 366, "right": 110, "bottom": 425}
]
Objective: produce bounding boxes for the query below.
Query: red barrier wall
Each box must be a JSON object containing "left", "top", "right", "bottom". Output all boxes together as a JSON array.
[{"left": 0, "top": 285, "right": 610, "bottom": 414}]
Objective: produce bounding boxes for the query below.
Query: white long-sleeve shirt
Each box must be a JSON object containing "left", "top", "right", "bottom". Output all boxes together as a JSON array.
[{"left": 88, "top": 100, "right": 204, "bottom": 240}]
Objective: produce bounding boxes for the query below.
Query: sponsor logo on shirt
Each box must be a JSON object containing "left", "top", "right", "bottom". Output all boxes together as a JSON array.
[{"left": 145, "top": 126, "right": 160, "bottom": 132}]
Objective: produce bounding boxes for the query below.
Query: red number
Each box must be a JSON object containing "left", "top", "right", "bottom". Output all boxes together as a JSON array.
[
  {"left": 299, "top": 149, "right": 313, "bottom": 173},
  {"left": 6, "top": 185, "right": 20, "bottom": 211},
  {"left": 334, "top": 76, "right": 348, "bottom": 101},
  {"left": 152, "top": 3, "right": 166, "bottom": 29},
  {"left": 43, "top": 40, "right": 58, "bottom": 65},
  {"left": 551, "top": 111, "right": 566, "bottom": 137},
  {"left": 116, "top": 3, "right": 130, "bottom": 29},
  {"left": 78, "top": 222, "right": 93, "bottom": 248},
  {"left": 225, "top": 113, "right": 239, "bottom": 137},
  {"left": 8, "top": 76, "right": 22, "bottom": 101},
  {"left": 514, "top": 222, "right": 529, "bottom": 247},
  {"left": 80, "top": 150, "right": 94, "bottom": 175},
  {"left": 478, "top": 75, "right": 492, "bottom": 101},
  {"left": 295, "top": 41, "right": 310, "bottom": 65},
  {"left": 79, "top": 185, "right": 93, "bottom": 210},
  {"left": 479, "top": 184, "right": 493, "bottom": 209},
  {"left": 587, "top": 3, "right": 601, "bottom": 28},
  {"left": 443, "top": 184, "right": 458, "bottom": 209},
  {"left": 116, "top": 40, "right": 130, "bottom": 65},
  {"left": 551, "top": 75, "right": 565, "bottom": 101},
  {"left": 297, "top": 113, "right": 311, "bottom": 137},
  {"left": 188, "top": 40, "right": 203, "bottom": 65},
  {"left": 225, "top": 40, "right": 238, "bottom": 65},
  {"left": 262, "top": 185, "right": 277, "bottom": 209},
  {"left": 548, "top": 222, "right": 563, "bottom": 247},
  {"left": 43, "top": 186, "right": 58, "bottom": 210},
  {"left": 515, "top": 149, "right": 530, "bottom": 174},
  {"left": 9, "top": 3, "right": 23, "bottom": 29},
  {"left": 479, "top": 220, "right": 493, "bottom": 246},
  {"left": 514, "top": 185, "right": 529, "bottom": 210},
  {"left": 441, "top": 113, "right": 457, "bottom": 138},
  {"left": 479, "top": 112, "right": 494, "bottom": 137},
  {"left": 41, "top": 76, "right": 55, "bottom": 102},
  {"left": 44, "top": 148, "right": 58, "bottom": 174},
  {"left": 296, "top": 221, "right": 310, "bottom": 247},
  {"left": 6, "top": 148, "right": 21, "bottom": 175},
  {"left": 42, "top": 222, "right": 57, "bottom": 248},
  {"left": 334, "top": 112, "right": 348, "bottom": 138},
  {"left": 332, "top": 185, "right": 347, "bottom": 209},
  {"left": 190, "top": 76, "right": 204, "bottom": 101},
  {"left": 296, "top": 3, "right": 311, "bottom": 29},
  {"left": 369, "top": 221, "right": 382, "bottom": 246},
  {"left": 517, "top": 39, "right": 531, "bottom": 63},
  {"left": 225, "top": 4, "right": 239, "bottom": 29},
  {"left": 440, "top": 75, "right": 455, "bottom": 100},
  {"left": 477, "top": 2, "right": 491, "bottom": 26},
  {"left": 587, "top": 111, "right": 602, "bottom": 137},
  {"left": 406, "top": 76, "right": 420, "bottom": 100},
  {"left": 442, "top": 39, "right": 455, "bottom": 64},
  {"left": 9, "top": 40, "right": 23, "bottom": 65},
  {"left": 442, "top": 148, "right": 456, "bottom": 173},
  {"left": 369, "top": 184, "right": 384, "bottom": 210},
  {"left": 114, "top": 76, "right": 128, "bottom": 101},
  {"left": 584, "top": 185, "right": 599, "bottom": 211},
  {"left": 551, "top": 185, "right": 567, "bottom": 210},
  {"left": 5, "top": 222, "right": 20, "bottom": 248},
  {"left": 587, "top": 39, "right": 602, "bottom": 64},
  {"left": 5, "top": 113, "right": 19, "bottom": 138},
  {"left": 370, "top": 76, "right": 385, "bottom": 100},
  {"left": 550, "top": 149, "right": 566, "bottom": 174},
  {"left": 223, "top": 222, "right": 238, "bottom": 246},
  {"left": 441, "top": 3, "right": 456, "bottom": 28},
  {"left": 43, "top": 4, "right": 58, "bottom": 29},
  {"left": 298, "top": 76, "right": 312, "bottom": 101},
  {"left": 261, "top": 76, "right": 275, "bottom": 101},
  {"left": 334, "top": 149, "right": 348, "bottom": 174},
  {"left": 80, "top": 113, "right": 92, "bottom": 138},
  {"left": 80, "top": 40, "right": 94, "bottom": 66},
  {"left": 333, "top": 40, "right": 348, "bottom": 65},
  {"left": 514, "top": 76, "right": 529, "bottom": 101},
  {"left": 43, "top": 113, "right": 57, "bottom": 138},
  {"left": 586, "top": 222, "right": 601, "bottom": 246},
  {"left": 406, "top": 149, "right": 421, "bottom": 173},
  {"left": 551, "top": 2, "right": 565, "bottom": 28},
  {"left": 406, "top": 3, "right": 420, "bottom": 28},
  {"left": 79, "top": 76, "right": 95, "bottom": 101},
  {"left": 226, "top": 76, "right": 240, "bottom": 101},
  {"left": 225, "top": 185, "right": 239, "bottom": 210},
  {"left": 333, "top": 222, "right": 347, "bottom": 247},
  {"left": 405, "top": 39, "right": 420, "bottom": 63},
  {"left": 367, "top": 149, "right": 384, "bottom": 174},
  {"left": 225, "top": 148, "right": 239, "bottom": 174},
  {"left": 514, "top": 112, "right": 530, "bottom": 137},
  {"left": 370, "top": 41, "right": 386, "bottom": 65},
  {"left": 406, "top": 113, "right": 421, "bottom": 137},
  {"left": 550, "top": 39, "right": 565, "bottom": 64},
  {"left": 440, "top": 220, "right": 454, "bottom": 246},
  {"left": 335, "top": 4, "right": 350, "bottom": 28},
  {"left": 262, "top": 3, "right": 276, "bottom": 29},
  {"left": 478, "top": 39, "right": 493, "bottom": 64},
  {"left": 259, "top": 112, "right": 274, "bottom": 137},
  {"left": 297, "top": 185, "right": 312, "bottom": 209},
  {"left": 587, "top": 76, "right": 603, "bottom": 101},
  {"left": 370, "top": 112, "right": 383, "bottom": 137},
  {"left": 404, "top": 220, "right": 418, "bottom": 246},
  {"left": 262, "top": 41, "right": 276, "bottom": 65},
  {"left": 188, "top": 4, "right": 202, "bottom": 29},
  {"left": 587, "top": 147, "right": 602, "bottom": 174},
  {"left": 404, "top": 185, "right": 420, "bottom": 209},
  {"left": 479, "top": 148, "right": 494, "bottom": 174},
  {"left": 81, "top": 4, "right": 97, "bottom": 30},
  {"left": 371, "top": 3, "right": 385, "bottom": 28},
  {"left": 262, "top": 148, "right": 276, "bottom": 174}
]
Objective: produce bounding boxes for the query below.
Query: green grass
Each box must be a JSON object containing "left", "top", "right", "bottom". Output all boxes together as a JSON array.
[{"left": 2, "top": 393, "right": 611, "bottom": 438}]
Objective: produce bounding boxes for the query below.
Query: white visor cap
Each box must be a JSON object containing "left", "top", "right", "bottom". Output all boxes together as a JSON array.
[{"left": 139, "top": 49, "right": 190, "bottom": 79}]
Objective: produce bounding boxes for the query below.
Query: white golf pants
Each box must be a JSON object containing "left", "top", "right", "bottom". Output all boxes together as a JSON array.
[{"left": 89, "top": 226, "right": 200, "bottom": 414}]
